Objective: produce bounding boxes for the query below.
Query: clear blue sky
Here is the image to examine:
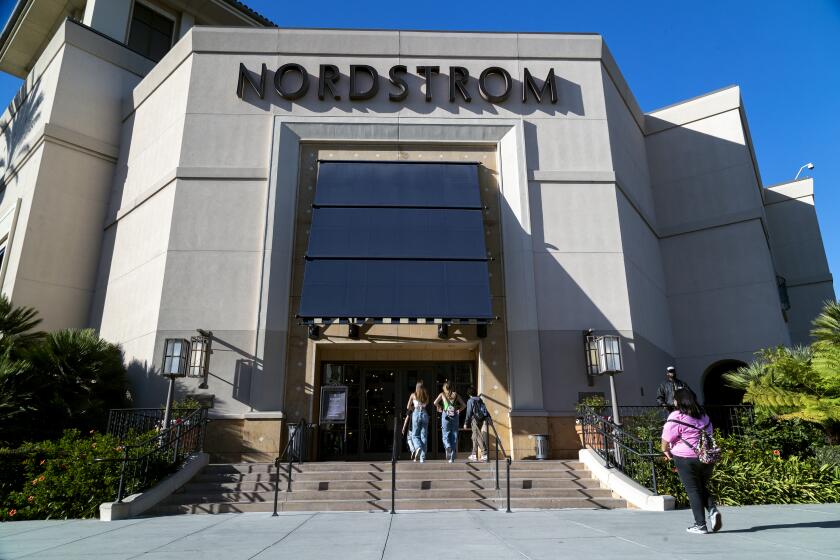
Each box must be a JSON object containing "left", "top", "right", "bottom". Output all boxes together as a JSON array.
[{"left": 0, "top": 0, "right": 837, "bottom": 294}]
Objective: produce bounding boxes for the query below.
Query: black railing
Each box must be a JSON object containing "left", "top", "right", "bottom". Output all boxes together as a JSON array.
[
  {"left": 486, "top": 419, "right": 511, "bottom": 513},
  {"left": 579, "top": 405, "right": 661, "bottom": 493},
  {"left": 99, "top": 407, "right": 208, "bottom": 502},
  {"left": 272, "top": 419, "right": 308, "bottom": 516},
  {"left": 579, "top": 405, "right": 755, "bottom": 494},
  {"left": 390, "top": 413, "right": 403, "bottom": 514},
  {"left": 107, "top": 408, "right": 197, "bottom": 440},
  {"left": 588, "top": 405, "right": 754, "bottom": 437}
]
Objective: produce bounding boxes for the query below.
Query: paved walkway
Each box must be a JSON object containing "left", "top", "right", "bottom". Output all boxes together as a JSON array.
[{"left": 1, "top": 504, "right": 838, "bottom": 559}]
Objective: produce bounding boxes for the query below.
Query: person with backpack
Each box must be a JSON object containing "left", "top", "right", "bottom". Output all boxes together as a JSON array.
[
  {"left": 434, "top": 381, "right": 466, "bottom": 463},
  {"left": 463, "top": 386, "right": 491, "bottom": 462},
  {"left": 661, "top": 388, "right": 723, "bottom": 534}
]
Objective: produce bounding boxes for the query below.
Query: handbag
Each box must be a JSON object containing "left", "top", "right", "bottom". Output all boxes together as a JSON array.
[{"left": 443, "top": 397, "right": 457, "bottom": 417}]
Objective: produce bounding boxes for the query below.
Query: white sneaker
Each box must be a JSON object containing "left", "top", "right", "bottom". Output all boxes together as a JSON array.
[
  {"left": 708, "top": 508, "right": 722, "bottom": 533},
  {"left": 468, "top": 454, "right": 478, "bottom": 461},
  {"left": 419, "top": 457, "right": 425, "bottom": 463},
  {"left": 686, "top": 524, "right": 708, "bottom": 535}
]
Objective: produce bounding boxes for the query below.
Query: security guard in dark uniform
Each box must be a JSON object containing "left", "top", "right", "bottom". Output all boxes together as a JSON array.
[{"left": 656, "top": 366, "right": 695, "bottom": 411}]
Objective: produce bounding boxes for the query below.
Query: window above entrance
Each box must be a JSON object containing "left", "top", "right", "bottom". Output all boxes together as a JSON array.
[{"left": 298, "top": 161, "right": 494, "bottom": 325}]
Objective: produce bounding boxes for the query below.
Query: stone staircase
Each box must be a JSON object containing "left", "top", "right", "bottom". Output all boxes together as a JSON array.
[{"left": 152, "top": 460, "right": 625, "bottom": 514}]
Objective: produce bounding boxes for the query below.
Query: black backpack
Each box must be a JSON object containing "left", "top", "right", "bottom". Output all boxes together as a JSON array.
[{"left": 472, "top": 397, "right": 489, "bottom": 421}]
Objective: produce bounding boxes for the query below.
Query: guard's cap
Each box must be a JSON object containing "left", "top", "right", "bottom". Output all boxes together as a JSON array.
[{"left": 666, "top": 366, "right": 676, "bottom": 373}]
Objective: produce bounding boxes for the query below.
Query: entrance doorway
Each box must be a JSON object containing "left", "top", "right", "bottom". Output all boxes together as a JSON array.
[{"left": 317, "top": 362, "right": 474, "bottom": 460}]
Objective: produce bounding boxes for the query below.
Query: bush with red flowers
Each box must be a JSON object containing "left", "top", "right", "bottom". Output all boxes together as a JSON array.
[{"left": 0, "top": 429, "right": 170, "bottom": 521}]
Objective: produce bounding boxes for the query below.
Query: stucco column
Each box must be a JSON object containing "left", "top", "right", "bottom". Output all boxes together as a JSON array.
[{"left": 83, "top": 0, "right": 132, "bottom": 43}]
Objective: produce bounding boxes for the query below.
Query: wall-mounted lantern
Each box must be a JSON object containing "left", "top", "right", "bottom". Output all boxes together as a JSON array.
[
  {"left": 583, "top": 329, "right": 600, "bottom": 378},
  {"left": 189, "top": 330, "right": 213, "bottom": 389}
]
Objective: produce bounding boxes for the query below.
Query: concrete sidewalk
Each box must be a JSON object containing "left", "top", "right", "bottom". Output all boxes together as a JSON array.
[{"left": 0, "top": 504, "right": 838, "bottom": 559}]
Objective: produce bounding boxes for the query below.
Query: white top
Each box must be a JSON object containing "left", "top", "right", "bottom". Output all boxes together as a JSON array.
[{"left": 413, "top": 398, "right": 425, "bottom": 410}]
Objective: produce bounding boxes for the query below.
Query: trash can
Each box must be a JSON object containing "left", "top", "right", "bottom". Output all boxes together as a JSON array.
[{"left": 534, "top": 434, "right": 550, "bottom": 460}]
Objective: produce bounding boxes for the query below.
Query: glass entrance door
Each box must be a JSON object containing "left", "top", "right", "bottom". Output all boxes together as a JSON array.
[
  {"left": 361, "top": 368, "right": 396, "bottom": 457},
  {"left": 317, "top": 362, "right": 474, "bottom": 460}
]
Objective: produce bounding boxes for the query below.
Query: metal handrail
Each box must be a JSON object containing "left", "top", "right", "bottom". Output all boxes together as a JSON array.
[
  {"left": 579, "top": 405, "right": 661, "bottom": 493},
  {"left": 390, "top": 411, "right": 405, "bottom": 514},
  {"left": 97, "top": 407, "right": 208, "bottom": 502},
  {"left": 584, "top": 405, "right": 754, "bottom": 436},
  {"left": 272, "top": 418, "right": 306, "bottom": 516},
  {"left": 486, "top": 419, "right": 511, "bottom": 513},
  {"left": 107, "top": 407, "right": 197, "bottom": 439}
]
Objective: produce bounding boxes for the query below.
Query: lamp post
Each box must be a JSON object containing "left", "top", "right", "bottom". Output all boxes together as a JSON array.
[
  {"left": 596, "top": 335, "right": 624, "bottom": 426},
  {"left": 794, "top": 162, "right": 814, "bottom": 180},
  {"left": 583, "top": 330, "right": 624, "bottom": 422},
  {"left": 584, "top": 331, "right": 624, "bottom": 467},
  {"left": 161, "top": 338, "right": 189, "bottom": 429}
]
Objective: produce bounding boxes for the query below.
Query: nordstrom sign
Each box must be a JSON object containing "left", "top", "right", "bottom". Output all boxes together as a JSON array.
[{"left": 236, "top": 63, "right": 559, "bottom": 104}]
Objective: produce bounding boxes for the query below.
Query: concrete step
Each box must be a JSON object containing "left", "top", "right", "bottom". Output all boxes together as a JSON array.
[
  {"left": 156, "top": 459, "right": 625, "bottom": 515},
  {"left": 153, "top": 496, "right": 625, "bottom": 515},
  {"left": 194, "top": 469, "right": 590, "bottom": 483},
  {"left": 202, "top": 460, "right": 586, "bottom": 475},
  {"left": 163, "top": 487, "right": 615, "bottom": 504},
  {"left": 179, "top": 477, "right": 604, "bottom": 493}
]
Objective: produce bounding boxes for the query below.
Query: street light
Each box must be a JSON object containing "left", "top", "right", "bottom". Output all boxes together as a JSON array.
[
  {"left": 161, "top": 338, "right": 189, "bottom": 429},
  {"left": 794, "top": 162, "right": 814, "bottom": 180}
]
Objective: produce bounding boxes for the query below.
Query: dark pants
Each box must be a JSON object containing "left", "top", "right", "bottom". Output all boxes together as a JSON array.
[{"left": 673, "top": 456, "right": 716, "bottom": 526}]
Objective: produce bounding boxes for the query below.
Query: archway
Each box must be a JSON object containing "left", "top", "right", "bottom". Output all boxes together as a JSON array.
[
  {"left": 703, "top": 360, "right": 748, "bottom": 435},
  {"left": 702, "top": 360, "right": 747, "bottom": 406}
]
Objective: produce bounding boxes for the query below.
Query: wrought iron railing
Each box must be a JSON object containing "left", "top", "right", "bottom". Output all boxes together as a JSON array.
[
  {"left": 390, "top": 413, "right": 402, "bottom": 514},
  {"left": 107, "top": 408, "right": 197, "bottom": 440},
  {"left": 587, "top": 405, "right": 754, "bottom": 436},
  {"left": 486, "top": 419, "right": 511, "bottom": 513},
  {"left": 99, "top": 407, "right": 208, "bottom": 502},
  {"left": 272, "top": 419, "right": 310, "bottom": 516},
  {"left": 579, "top": 405, "right": 662, "bottom": 493},
  {"left": 579, "top": 404, "right": 755, "bottom": 494}
]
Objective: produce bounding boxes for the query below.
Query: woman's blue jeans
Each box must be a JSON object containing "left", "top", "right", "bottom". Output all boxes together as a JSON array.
[
  {"left": 441, "top": 412, "right": 459, "bottom": 454},
  {"left": 410, "top": 409, "right": 428, "bottom": 460}
]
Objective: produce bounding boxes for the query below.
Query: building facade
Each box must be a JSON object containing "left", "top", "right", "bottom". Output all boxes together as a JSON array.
[{"left": 0, "top": 1, "right": 833, "bottom": 461}]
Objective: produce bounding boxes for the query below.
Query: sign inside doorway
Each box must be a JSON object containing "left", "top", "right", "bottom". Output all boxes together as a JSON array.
[{"left": 320, "top": 386, "right": 348, "bottom": 424}]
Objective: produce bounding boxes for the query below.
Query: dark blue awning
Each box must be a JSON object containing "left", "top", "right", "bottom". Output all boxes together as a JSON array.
[{"left": 298, "top": 161, "right": 494, "bottom": 323}]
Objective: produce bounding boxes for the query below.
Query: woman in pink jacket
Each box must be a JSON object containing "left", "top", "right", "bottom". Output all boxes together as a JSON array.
[{"left": 661, "top": 388, "right": 722, "bottom": 534}]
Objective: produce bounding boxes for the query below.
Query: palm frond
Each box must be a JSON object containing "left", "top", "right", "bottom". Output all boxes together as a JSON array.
[{"left": 811, "top": 300, "right": 840, "bottom": 346}]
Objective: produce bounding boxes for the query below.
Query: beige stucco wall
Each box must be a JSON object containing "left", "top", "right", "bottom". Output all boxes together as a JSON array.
[{"left": 0, "top": 21, "right": 151, "bottom": 332}]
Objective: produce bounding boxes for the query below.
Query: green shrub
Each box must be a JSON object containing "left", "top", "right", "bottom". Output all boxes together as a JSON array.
[
  {"left": 0, "top": 429, "right": 173, "bottom": 521},
  {"left": 815, "top": 445, "right": 840, "bottom": 469},
  {"left": 740, "top": 415, "right": 827, "bottom": 458},
  {"left": 643, "top": 433, "right": 840, "bottom": 507},
  {"left": 712, "top": 435, "right": 840, "bottom": 505},
  {"left": 0, "top": 328, "right": 130, "bottom": 447}
]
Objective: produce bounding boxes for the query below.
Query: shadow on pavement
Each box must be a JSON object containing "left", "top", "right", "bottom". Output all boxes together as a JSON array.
[{"left": 723, "top": 520, "right": 840, "bottom": 533}]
